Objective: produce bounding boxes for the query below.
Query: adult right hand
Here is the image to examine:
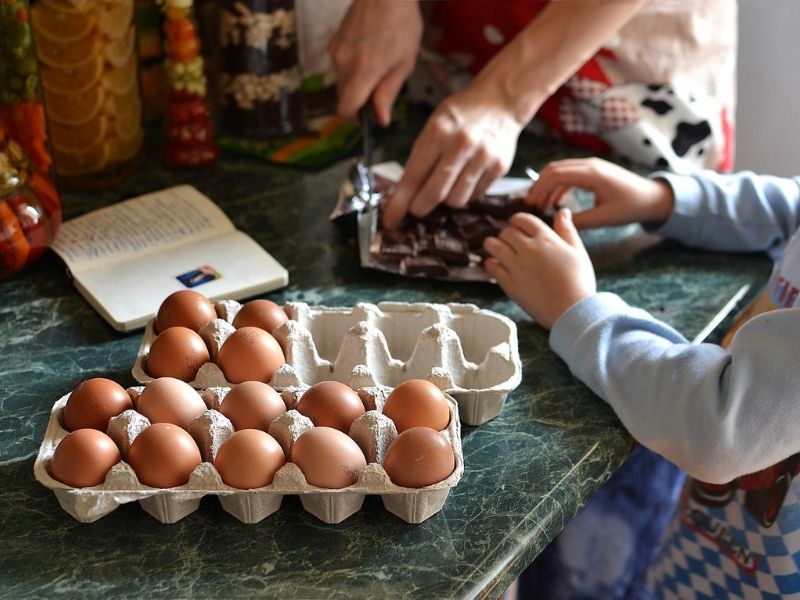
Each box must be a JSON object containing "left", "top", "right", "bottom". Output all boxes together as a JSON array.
[
  {"left": 526, "top": 158, "right": 675, "bottom": 230},
  {"left": 329, "top": 0, "right": 423, "bottom": 127}
]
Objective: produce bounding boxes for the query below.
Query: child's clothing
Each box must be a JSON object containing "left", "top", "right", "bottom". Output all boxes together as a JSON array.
[
  {"left": 409, "top": 0, "right": 737, "bottom": 173},
  {"left": 551, "top": 171, "right": 800, "bottom": 598}
]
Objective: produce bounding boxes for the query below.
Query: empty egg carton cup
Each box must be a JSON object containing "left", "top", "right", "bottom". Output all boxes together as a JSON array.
[
  {"left": 34, "top": 384, "right": 463, "bottom": 525},
  {"left": 133, "top": 301, "right": 522, "bottom": 425}
]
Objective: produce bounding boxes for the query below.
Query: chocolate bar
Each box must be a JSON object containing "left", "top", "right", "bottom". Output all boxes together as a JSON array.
[{"left": 400, "top": 256, "right": 450, "bottom": 277}]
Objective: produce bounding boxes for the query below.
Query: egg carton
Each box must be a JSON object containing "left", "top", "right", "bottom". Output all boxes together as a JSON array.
[
  {"left": 133, "top": 301, "right": 522, "bottom": 425},
  {"left": 34, "top": 383, "right": 463, "bottom": 525}
]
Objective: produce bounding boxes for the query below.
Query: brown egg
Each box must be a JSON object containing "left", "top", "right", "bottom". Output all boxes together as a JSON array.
[
  {"left": 63, "top": 378, "right": 133, "bottom": 432},
  {"left": 146, "top": 326, "right": 210, "bottom": 382},
  {"left": 232, "top": 299, "right": 288, "bottom": 333},
  {"left": 214, "top": 429, "right": 286, "bottom": 489},
  {"left": 216, "top": 326, "right": 285, "bottom": 384},
  {"left": 155, "top": 290, "right": 217, "bottom": 333},
  {"left": 382, "top": 379, "right": 450, "bottom": 432},
  {"left": 296, "top": 381, "right": 365, "bottom": 432},
  {"left": 136, "top": 377, "right": 207, "bottom": 429},
  {"left": 50, "top": 429, "right": 121, "bottom": 488},
  {"left": 292, "top": 426, "right": 367, "bottom": 489},
  {"left": 128, "top": 423, "right": 202, "bottom": 488},
  {"left": 383, "top": 427, "right": 455, "bottom": 488},
  {"left": 219, "top": 381, "right": 286, "bottom": 431}
]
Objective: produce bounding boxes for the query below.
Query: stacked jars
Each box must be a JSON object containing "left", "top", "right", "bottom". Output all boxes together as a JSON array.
[
  {"left": 0, "top": 0, "right": 62, "bottom": 279},
  {"left": 160, "top": 0, "right": 219, "bottom": 168},
  {"left": 31, "top": 0, "right": 144, "bottom": 187},
  {"left": 218, "top": 0, "right": 305, "bottom": 139}
]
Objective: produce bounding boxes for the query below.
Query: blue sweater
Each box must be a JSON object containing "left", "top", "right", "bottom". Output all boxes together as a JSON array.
[{"left": 549, "top": 171, "right": 800, "bottom": 597}]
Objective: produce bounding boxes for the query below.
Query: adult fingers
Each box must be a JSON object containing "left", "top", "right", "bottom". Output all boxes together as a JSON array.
[
  {"left": 383, "top": 136, "right": 442, "bottom": 228},
  {"left": 409, "top": 148, "right": 471, "bottom": 218},
  {"left": 472, "top": 160, "right": 506, "bottom": 201},
  {"left": 444, "top": 151, "right": 489, "bottom": 210},
  {"left": 371, "top": 64, "right": 408, "bottom": 127}
]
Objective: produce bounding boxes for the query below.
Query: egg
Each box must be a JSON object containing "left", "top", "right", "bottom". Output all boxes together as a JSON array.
[
  {"left": 296, "top": 381, "right": 366, "bottom": 432},
  {"left": 232, "top": 299, "right": 288, "bottom": 332},
  {"left": 50, "top": 429, "right": 121, "bottom": 488},
  {"left": 136, "top": 377, "right": 207, "bottom": 429},
  {"left": 156, "top": 290, "right": 217, "bottom": 333},
  {"left": 63, "top": 378, "right": 133, "bottom": 432},
  {"left": 383, "top": 427, "right": 455, "bottom": 488},
  {"left": 216, "top": 326, "right": 285, "bottom": 384},
  {"left": 146, "top": 326, "right": 210, "bottom": 382},
  {"left": 291, "top": 426, "right": 367, "bottom": 489},
  {"left": 219, "top": 381, "right": 286, "bottom": 431},
  {"left": 128, "top": 423, "right": 202, "bottom": 488},
  {"left": 382, "top": 379, "right": 450, "bottom": 432},
  {"left": 214, "top": 429, "right": 286, "bottom": 489}
]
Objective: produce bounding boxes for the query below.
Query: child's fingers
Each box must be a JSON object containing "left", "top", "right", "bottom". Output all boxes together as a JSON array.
[
  {"left": 508, "top": 212, "right": 549, "bottom": 237},
  {"left": 483, "top": 236, "right": 516, "bottom": 262},
  {"left": 484, "top": 257, "right": 511, "bottom": 285},
  {"left": 570, "top": 202, "right": 624, "bottom": 230},
  {"left": 499, "top": 225, "right": 535, "bottom": 252},
  {"left": 553, "top": 208, "right": 582, "bottom": 248}
]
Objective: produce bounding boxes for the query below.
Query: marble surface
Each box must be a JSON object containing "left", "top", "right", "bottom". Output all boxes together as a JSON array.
[{"left": 0, "top": 108, "right": 771, "bottom": 598}]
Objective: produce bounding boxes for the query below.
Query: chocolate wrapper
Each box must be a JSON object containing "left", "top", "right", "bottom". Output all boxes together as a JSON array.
[{"left": 352, "top": 162, "right": 579, "bottom": 283}]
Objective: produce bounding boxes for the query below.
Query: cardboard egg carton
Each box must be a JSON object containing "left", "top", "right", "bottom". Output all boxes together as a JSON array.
[
  {"left": 34, "top": 384, "right": 463, "bottom": 525},
  {"left": 133, "top": 301, "right": 521, "bottom": 425}
]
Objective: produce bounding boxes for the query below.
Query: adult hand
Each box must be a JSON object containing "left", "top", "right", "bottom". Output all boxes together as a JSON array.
[
  {"left": 329, "top": 0, "right": 423, "bottom": 127},
  {"left": 382, "top": 86, "right": 522, "bottom": 229},
  {"left": 526, "top": 158, "right": 675, "bottom": 230},
  {"left": 484, "top": 209, "right": 596, "bottom": 329}
]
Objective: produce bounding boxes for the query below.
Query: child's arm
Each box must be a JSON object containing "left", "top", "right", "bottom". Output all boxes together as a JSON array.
[
  {"left": 551, "top": 293, "right": 800, "bottom": 484},
  {"left": 528, "top": 158, "right": 800, "bottom": 255}
]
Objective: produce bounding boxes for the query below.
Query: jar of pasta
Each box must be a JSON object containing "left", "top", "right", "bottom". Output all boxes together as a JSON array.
[
  {"left": 31, "top": 0, "right": 145, "bottom": 188},
  {"left": 218, "top": 0, "right": 306, "bottom": 139}
]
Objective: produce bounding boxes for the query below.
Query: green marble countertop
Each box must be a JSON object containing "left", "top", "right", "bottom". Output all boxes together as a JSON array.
[{"left": 0, "top": 109, "right": 771, "bottom": 598}]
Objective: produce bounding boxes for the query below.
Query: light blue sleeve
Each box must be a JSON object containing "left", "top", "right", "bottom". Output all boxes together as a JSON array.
[
  {"left": 651, "top": 171, "right": 800, "bottom": 257},
  {"left": 550, "top": 293, "right": 800, "bottom": 484}
]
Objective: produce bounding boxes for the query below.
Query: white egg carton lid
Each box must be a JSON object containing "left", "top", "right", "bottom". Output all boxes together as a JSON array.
[
  {"left": 34, "top": 383, "right": 463, "bottom": 525},
  {"left": 133, "top": 301, "right": 522, "bottom": 426}
]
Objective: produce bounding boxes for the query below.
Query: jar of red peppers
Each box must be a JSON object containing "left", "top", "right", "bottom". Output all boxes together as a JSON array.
[{"left": 0, "top": 0, "right": 62, "bottom": 279}]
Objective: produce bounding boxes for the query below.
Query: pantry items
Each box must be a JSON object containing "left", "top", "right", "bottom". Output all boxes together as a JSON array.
[
  {"left": 0, "top": 0, "right": 62, "bottom": 279},
  {"left": 31, "top": 0, "right": 144, "bottom": 187},
  {"left": 159, "top": 0, "right": 219, "bottom": 168},
  {"left": 218, "top": 0, "right": 305, "bottom": 139}
]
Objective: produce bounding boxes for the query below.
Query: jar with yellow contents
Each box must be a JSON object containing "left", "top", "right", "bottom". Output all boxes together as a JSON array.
[{"left": 31, "top": 0, "right": 145, "bottom": 188}]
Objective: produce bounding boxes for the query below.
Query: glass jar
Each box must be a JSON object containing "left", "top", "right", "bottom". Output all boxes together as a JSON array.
[
  {"left": 31, "top": 0, "right": 145, "bottom": 188},
  {"left": 161, "top": 0, "right": 219, "bottom": 168},
  {"left": 218, "top": 0, "right": 306, "bottom": 139},
  {"left": 0, "top": 0, "right": 62, "bottom": 279}
]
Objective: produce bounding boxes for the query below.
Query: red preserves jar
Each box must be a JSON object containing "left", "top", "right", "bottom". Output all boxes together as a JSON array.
[{"left": 0, "top": 0, "right": 61, "bottom": 279}]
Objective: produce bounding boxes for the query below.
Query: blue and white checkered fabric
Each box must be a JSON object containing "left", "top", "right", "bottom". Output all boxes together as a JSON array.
[{"left": 649, "top": 479, "right": 800, "bottom": 599}]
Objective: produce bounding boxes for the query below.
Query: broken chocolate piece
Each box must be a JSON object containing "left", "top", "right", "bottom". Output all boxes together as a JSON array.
[
  {"left": 379, "top": 233, "right": 415, "bottom": 263},
  {"left": 400, "top": 256, "right": 449, "bottom": 277},
  {"left": 458, "top": 217, "right": 499, "bottom": 249},
  {"left": 432, "top": 235, "right": 470, "bottom": 266}
]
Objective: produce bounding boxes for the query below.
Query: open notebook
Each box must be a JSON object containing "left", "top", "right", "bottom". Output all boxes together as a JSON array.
[{"left": 51, "top": 185, "right": 288, "bottom": 332}]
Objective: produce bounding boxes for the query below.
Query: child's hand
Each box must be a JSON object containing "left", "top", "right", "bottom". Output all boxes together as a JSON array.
[
  {"left": 484, "top": 209, "right": 596, "bottom": 329},
  {"left": 526, "top": 158, "right": 675, "bottom": 230}
]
